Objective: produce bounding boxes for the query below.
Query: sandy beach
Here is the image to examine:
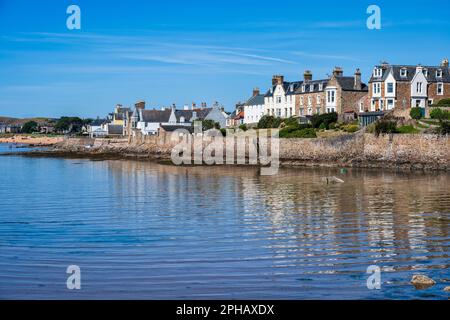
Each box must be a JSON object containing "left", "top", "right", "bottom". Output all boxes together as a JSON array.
[{"left": 0, "top": 135, "right": 64, "bottom": 146}]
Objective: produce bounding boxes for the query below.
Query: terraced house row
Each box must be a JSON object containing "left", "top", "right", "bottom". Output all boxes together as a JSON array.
[{"left": 242, "top": 58, "right": 450, "bottom": 125}]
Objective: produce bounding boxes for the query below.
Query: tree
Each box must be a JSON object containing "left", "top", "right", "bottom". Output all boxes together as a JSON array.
[
  {"left": 257, "top": 115, "right": 282, "bottom": 129},
  {"left": 410, "top": 107, "right": 422, "bottom": 120},
  {"left": 21, "top": 121, "right": 38, "bottom": 134},
  {"left": 193, "top": 120, "right": 220, "bottom": 131},
  {"left": 311, "top": 112, "right": 338, "bottom": 129},
  {"left": 55, "top": 117, "right": 84, "bottom": 133},
  {"left": 374, "top": 120, "right": 397, "bottom": 137}
]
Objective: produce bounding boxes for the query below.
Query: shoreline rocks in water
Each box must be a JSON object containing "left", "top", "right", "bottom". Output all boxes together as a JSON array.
[
  {"left": 411, "top": 275, "right": 436, "bottom": 289},
  {"left": 3, "top": 132, "right": 450, "bottom": 172}
]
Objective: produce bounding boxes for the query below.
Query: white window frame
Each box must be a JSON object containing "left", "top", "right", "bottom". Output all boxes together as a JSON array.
[
  {"left": 417, "top": 82, "right": 423, "bottom": 94},
  {"left": 387, "top": 99, "right": 394, "bottom": 110},
  {"left": 400, "top": 68, "right": 407, "bottom": 78},
  {"left": 436, "top": 69, "right": 443, "bottom": 78},
  {"left": 373, "top": 68, "right": 382, "bottom": 77},
  {"left": 387, "top": 82, "right": 394, "bottom": 94},
  {"left": 437, "top": 82, "right": 444, "bottom": 95}
]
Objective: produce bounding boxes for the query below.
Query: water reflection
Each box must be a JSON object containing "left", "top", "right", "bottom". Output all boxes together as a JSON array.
[{"left": 0, "top": 155, "right": 448, "bottom": 299}]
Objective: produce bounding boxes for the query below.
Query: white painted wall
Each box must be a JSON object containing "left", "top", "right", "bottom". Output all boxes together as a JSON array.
[
  {"left": 264, "top": 84, "right": 296, "bottom": 118},
  {"left": 411, "top": 69, "right": 428, "bottom": 98},
  {"left": 244, "top": 103, "right": 264, "bottom": 124}
]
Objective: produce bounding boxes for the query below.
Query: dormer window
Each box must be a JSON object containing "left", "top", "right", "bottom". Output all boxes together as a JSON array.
[
  {"left": 290, "top": 84, "right": 294, "bottom": 92},
  {"left": 319, "top": 83, "right": 323, "bottom": 91},
  {"left": 437, "top": 69, "right": 443, "bottom": 78},
  {"left": 373, "top": 68, "right": 382, "bottom": 77},
  {"left": 400, "top": 68, "right": 408, "bottom": 78},
  {"left": 423, "top": 69, "right": 428, "bottom": 77},
  {"left": 302, "top": 85, "right": 306, "bottom": 92},
  {"left": 310, "top": 84, "right": 314, "bottom": 92}
]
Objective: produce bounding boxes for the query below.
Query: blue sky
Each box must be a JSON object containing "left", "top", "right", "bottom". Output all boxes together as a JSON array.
[{"left": 1, "top": 0, "right": 449, "bottom": 118}]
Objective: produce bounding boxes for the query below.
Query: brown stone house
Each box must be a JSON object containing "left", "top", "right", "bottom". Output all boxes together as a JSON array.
[
  {"left": 294, "top": 67, "right": 368, "bottom": 120},
  {"left": 368, "top": 58, "right": 450, "bottom": 112}
]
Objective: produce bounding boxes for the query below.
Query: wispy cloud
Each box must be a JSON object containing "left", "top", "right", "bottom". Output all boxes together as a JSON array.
[{"left": 292, "top": 51, "right": 361, "bottom": 62}]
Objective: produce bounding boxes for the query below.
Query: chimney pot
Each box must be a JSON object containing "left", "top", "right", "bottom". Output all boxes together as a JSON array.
[
  {"left": 252, "top": 87, "right": 260, "bottom": 97},
  {"left": 272, "top": 75, "right": 284, "bottom": 86},
  {"left": 333, "top": 67, "right": 343, "bottom": 77},
  {"left": 304, "top": 70, "right": 313, "bottom": 82}
]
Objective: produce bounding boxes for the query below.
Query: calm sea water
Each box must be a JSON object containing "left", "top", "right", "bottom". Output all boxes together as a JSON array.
[{"left": 0, "top": 143, "right": 449, "bottom": 300}]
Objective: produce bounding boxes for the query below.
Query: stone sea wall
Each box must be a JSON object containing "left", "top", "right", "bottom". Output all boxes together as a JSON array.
[{"left": 53, "top": 132, "right": 450, "bottom": 170}]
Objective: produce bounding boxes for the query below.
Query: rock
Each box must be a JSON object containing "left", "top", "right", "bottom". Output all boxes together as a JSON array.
[
  {"left": 444, "top": 286, "right": 450, "bottom": 292},
  {"left": 411, "top": 275, "right": 436, "bottom": 289},
  {"left": 322, "top": 176, "right": 345, "bottom": 184}
]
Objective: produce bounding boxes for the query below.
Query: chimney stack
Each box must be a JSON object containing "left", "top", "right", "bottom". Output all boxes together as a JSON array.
[
  {"left": 332, "top": 67, "right": 343, "bottom": 77},
  {"left": 272, "top": 75, "right": 284, "bottom": 86},
  {"left": 252, "top": 87, "right": 260, "bottom": 97},
  {"left": 354, "top": 68, "right": 362, "bottom": 90},
  {"left": 381, "top": 61, "right": 390, "bottom": 69},
  {"left": 135, "top": 100, "right": 145, "bottom": 110},
  {"left": 192, "top": 102, "right": 196, "bottom": 110},
  {"left": 442, "top": 58, "right": 449, "bottom": 68},
  {"left": 304, "top": 70, "right": 313, "bottom": 82}
]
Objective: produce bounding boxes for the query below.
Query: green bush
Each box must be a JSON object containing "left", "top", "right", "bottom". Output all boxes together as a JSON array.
[
  {"left": 342, "top": 124, "right": 360, "bottom": 133},
  {"left": 220, "top": 128, "right": 227, "bottom": 136},
  {"left": 280, "top": 127, "right": 317, "bottom": 138},
  {"left": 257, "top": 115, "right": 283, "bottom": 129},
  {"left": 239, "top": 124, "right": 248, "bottom": 131},
  {"left": 438, "top": 121, "right": 450, "bottom": 135},
  {"left": 318, "top": 123, "right": 326, "bottom": 130},
  {"left": 410, "top": 107, "right": 423, "bottom": 120},
  {"left": 430, "top": 108, "right": 443, "bottom": 120},
  {"left": 374, "top": 120, "right": 398, "bottom": 137},
  {"left": 282, "top": 117, "right": 299, "bottom": 127},
  {"left": 397, "top": 125, "right": 420, "bottom": 134},
  {"left": 436, "top": 98, "right": 450, "bottom": 106},
  {"left": 311, "top": 112, "right": 338, "bottom": 129}
]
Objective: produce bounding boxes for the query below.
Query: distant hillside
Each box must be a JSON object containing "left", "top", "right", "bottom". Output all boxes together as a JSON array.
[{"left": 0, "top": 116, "right": 56, "bottom": 126}]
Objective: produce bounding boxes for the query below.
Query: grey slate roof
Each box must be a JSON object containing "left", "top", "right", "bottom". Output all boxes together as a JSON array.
[
  {"left": 140, "top": 108, "right": 212, "bottom": 123},
  {"left": 175, "top": 108, "right": 211, "bottom": 122},
  {"left": 369, "top": 65, "right": 450, "bottom": 83},
  {"left": 265, "top": 81, "right": 303, "bottom": 97},
  {"left": 244, "top": 94, "right": 265, "bottom": 106},
  {"left": 294, "top": 80, "right": 328, "bottom": 94},
  {"left": 140, "top": 109, "right": 171, "bottom": 123},
  {"left": 335, "top": 77, "right": 368, "bottom": 91},
  {"left": 160, "top": 125, "right": 194, "bottom": 133}
]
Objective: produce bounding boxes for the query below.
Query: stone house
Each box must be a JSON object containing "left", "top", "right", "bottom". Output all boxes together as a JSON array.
[
  {"left": 295, "top": 70, "right": 327, "bottom": 117},
  {"left": 368, "top": 58, "right": 450, "bottom": 112},
  {"left": 295, "top": 68, "right": 368, "bottom": 119}
]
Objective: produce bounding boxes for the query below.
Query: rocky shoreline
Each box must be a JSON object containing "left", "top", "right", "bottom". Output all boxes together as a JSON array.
[{"left": 4, "top": 132, "right": 449, "bottom": 172}]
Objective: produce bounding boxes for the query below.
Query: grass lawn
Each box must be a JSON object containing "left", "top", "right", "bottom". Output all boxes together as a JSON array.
[{"left": 397, "top": 125, "right": 420, "bottom": 134}]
